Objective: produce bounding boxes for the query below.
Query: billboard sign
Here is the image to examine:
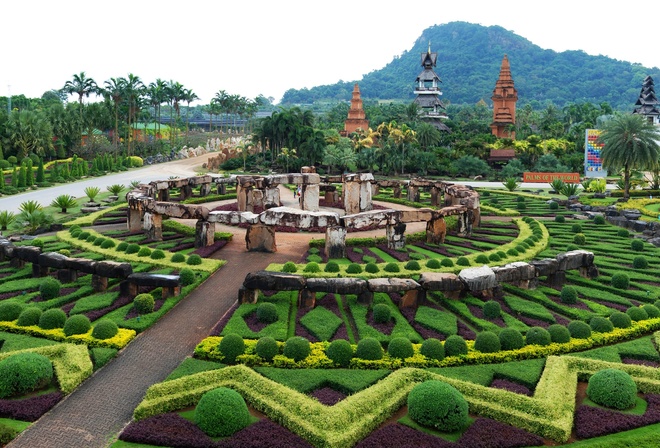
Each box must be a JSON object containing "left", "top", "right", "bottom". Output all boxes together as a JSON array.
[{"left": 584, "top": 129, "right": 607, "bottom": 178}]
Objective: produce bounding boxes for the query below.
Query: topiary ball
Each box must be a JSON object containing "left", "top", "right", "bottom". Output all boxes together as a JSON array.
[
  {"left": 547, "top": 324, "right": 571, "bottom": 343},
  {"left": 0, "top": 352, "right": 53, "bottom": 398},
  {"left": 525, "top": 326, "right": 551, "bottom": 346},
  {"left": 384, "top": 262, "right": 400, "bottom": 273},
  {"left": 609, "top": 311, "right": 632, "bottom": 329},
  {"left": 407, "top": 380, "right": 469, "bottom": 432},
  {"left": 101, "top": 239, "right": 116, "bottom": 249},
  {"left": 440, "top": 258, "right": 454, "bottom": 267},
  {"left": 17, "top": 307, "right": 42, "bottom": 327},
  {"left": 256, "top": 302, "right": 278, "bottom": 324},
  {"left": 346, "top": 263, "right": 362, "bottom": 274},
  {"left": 219, "top": 334, "right": 245, "bottom": 364},
  {"left": 631, "top": 239, "right": 644, "bottom": 252},
  {"left": 587, "top": 368, "right": 637, "bottom": 410},
  {"left": 573, "top": 233, "right": 586, "bottom": 245},
  {"left": 626, "top": 306, "right": 648, "bottom": 322},
  {"left": 387, "top": 337, "right": 414, "bottom": 359},
  {"left": 571, "top": 223, "right": 583, "bottom": 233},
  {"left": 355, "top": 337, "right": 384, "bottom": 360},
  {"left": 549, "top": 201, "right": 559, "bottom": 210},
  {"left": 475, "top": 254, "right": 489, "bottom": 264},
  {"left": 642, "top": 304, "right": 660, "bottom": 319},
  {"left": 93, "top": 237, "right": 106, "bottom": 247},
  {"left": 611, "top": 273, "right": 630, "bottom": 290},
  {"left": 179, "top": 268, "right": 196, "bottom": 286},
  {"left": 444, "top": 335, "right": 468, "bottom": 357},
  {"left": 303, "top": 262, "right": 321, "bottom": 273},
  {"left": 133, "top": 293, "right": 155, "bottom": 315},
  {"left": 282, "top": 261, "right": 298, "bottom": 273},
  {"left": 63, "top": 314, "right": 92, "bottom": 336},
  {"left": 194, "top": 387, "right": 250, "bottom": 437},
  {"left": 365, "top": 262, "right": 379, "bottom": 273},
  {"left": 474, "top": 331, "right": 501, "bottom": 353},
  {"left": 372, "top": 303, "right": 391, "bottom": 324},
  {"left": 255, "top": 336, "right": 279, "bottom": 361},
  {"left": 594, "top": 215, "right": 606, "bottom": 225},
  {"left": 0, "top": 301, "right": 25, "bottom": 322},
  {"left": 283, "top": 336, "right": 311, "bottom": 362},
  {"left": 482, "top": 300, "right": 501, "bottom": 319},
  {"left": 589, "top": 316, "right": 614, "bottom": 333},
  {"left": 38, "top": 308, "right": 67, "bottom": 330},
  {"left": 568, "top": 320, "right": 592, "bottom": 339},
  {"left": 420, "top": 338, "right": 445, "bottom": 361},
  {"left": 39, "top": 277, "right": 62, "bottom": 301},
  {"left": 425, "top": 258, "right": 441, "bottom": 269},
  {"left": 150, "top": 249, "right": 165, "bottom": 260},
  {"left": 324, "top": 261, "right": 340, "bottom": 273},
  {"left": 555, "top": 215, "right": 565, "bottom": 223},
  {"left": 326, "top": 339, "right": 353, "bottom": 367},
  {"left": 560, "top": 286, "right": 578, "bottom": 304},
  {"left": 404, "top": 260, "right": 421, "bottom": 271},
  {"left": 456, "top": 257, "right": 470, "bottom": 266},
  {"left": 498, "top": 328, "right": 525, "bottom": 350},
  {"left": 618, "top": 228, "right": 630, "bottom": 238},
  {"left": 171, "top": 253, "right": 186, "bottom": 263},
  {"left": 92, "top": 320, "right": 119, "bottom": 339},
  {"left": 116, "top": 242, "right": 129, "bottom": 252},
  {"left": 125, "top": 243, "right": 140, "bottom": 254},
  {"left": 186, "top": 254, "right": 203, "bottom": 265},
  {"left": 632, "top": 256, "right": 648, "bottom": 269}
]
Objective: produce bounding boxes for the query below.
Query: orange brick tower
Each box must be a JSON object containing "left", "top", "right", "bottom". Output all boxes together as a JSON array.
[
  {"left": 490, "top": 55, "right": 518, "bottom": 139},
  {"left": 342, "top": 83, "right": 369, "bottom": 136}
]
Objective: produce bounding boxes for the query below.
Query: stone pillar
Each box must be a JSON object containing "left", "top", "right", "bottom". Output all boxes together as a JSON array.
[
  {"left": 407, "top": 186, "right": 420, "bottom": 203},
  {"left": 343, "top": 181, "right": 361, "bottom": 214},
  {"left": 298, "top": 288, "right": 316, "bottom": 309},
  {"left": 245, "top": 224, "right": 276, "bottom": 252},
  {"left": 325, "top": 226, "right": 347, "bottom": 259},
  {"left": 547, "top": 271, "right": 566, "bottom": 290},
  {"left": 371, "top": 184, "right": 380, "bottom": 197},
  {"left": 161, "top": 285, "right": 181, "bottom": 299},
  {"left": 426, "top": 217, "right": 447, "bottom": 244},
  {"left": 128, "top": 204, "right": 143, "bottom": 232},
  {"left": 32, "top": 264, "right": 48, "bottom": 277},
  {"left": 238, "top": 286, "right": 259, "bottom": 304},
  {"left": 456, "top": 212, "right": 471, "bottom": 237},
  {"left": 180, "top": 185, "right": 193, "bottom": 201},
  {"left": 359, "top": 180, "right": 373, "bottom": 212},
  {"left": 393, "top": 185, "right": 402, "bottom": 199},
  {"left": 357, "top": 290, "right": 374, "bottom": 306},
  {"left": 399, "top": 290, "right": 419, "bottom": 309},
  {"left": 386, "top": 221, "right": 407, "bottom": 250},
  {"left": 57, "top": 269, "right": 77, "bottom": 283},
  {"left": 144, "top": 212, "right": 163, "bottom": 241},
  {"left": 580, "top": 265, "right": 599, "bottom": 279},
  {"left": 301, "top": 184, "right": 320, "bottom": 212},
  {"left": 264, "top": 187, "right": 280, "bottom": 209},
  {"left": 444, "top": 192, "right": 454, "bottom": 207},
  {"left": 199, "top": 183, "right": 212, "bottom": 197},
  {"left": 217, "top": 183, "right": 227, "bottom": 195},
  {"left": 195, "top": 220, "right": 216, "bottom": 248},
  {"left": 92, "top": 274, "right": 108, "bottom": 292},
  {"left": 252, "top": 189, "right": 265, "bottom": 210},
  {"left": 157, "top": 189, "right": 170, "bottom": 202},
  {"left": 430, "top": 187, "right": 440, "bottom": 207}
]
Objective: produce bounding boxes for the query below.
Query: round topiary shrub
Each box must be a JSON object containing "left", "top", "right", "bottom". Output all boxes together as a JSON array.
[
  {"left": 488, "top": 253, "right": 501, "bottom": 262},
  {"left": 133, "top": 293, "right": 155, "bottom": 315},
  {"left": 150, "top": 249, "right": 165, "bottom": 260},
  {"left": 573, "top": 233, "right": 586, "bottom": 245},
  {"left": 283, "top": 336, "right": 311, "bottom": 362},
  {"left": 631, "top": 239, "right": 645, "bottom": 252},
  {"left": 474, "top": 331, "right": 501, "bottom": 353},
  {"left": 355, "top": 337, "right": 384, "bottom": 360},
  {"left": 194, "top": 387, "right": 250, "bottom": 437},
  {"left": 609, "top": 311, "right": 632, "bottom": 329},
  {"left": 303, "top": 262, "right": 321, "bottom": 273},
  {"left": 0, "top": 301, "right": 25, "bottom": 322},
  {"left": 525, "top": 327, "right": 551, "bottom": 346},
  {"left": 179, "top": 268, "right": 196, "bottom": 286},
  {"left": 16, "top": 307, "right": 42, "bottom": 327},
  {"left": 425, "top": 258, "right": 441, "bottom": 269},
  {"left": 560, "top": 286, "right": 579, "bottom": 304},
  {"left": 171, "top": 253, "right": 186, "bottom": 263},
  {"left": 116, "top": 241, "right": 128, "bottom": 252},
  {"left": 326, "top": 339, "right": 353, "bottom": 367},
  {"left": 506, "top": 248, "right": 519, "bottom": 256},
  {"left": 498, "top": 328, "right": 525, "bottom": 350},
  {"left": 324, "top": 261, "right": 340, "bottom": 273},
  {"left": 516, "top": 196, "right": 526, "bottom": 203},
  {"left": 482, "top": 300, "right": 501, "bottom": 319},
  {"left": 101, "top": 239, "right": 116, "bottom": 249},
  {"left": 186, "top": 254, "right": 203, "bottom": 266},
  {"left": 86, "top": 235, "right": 97, "bottom": 244},
  {"left": 346, "top": 263, "right": 362, "bottom": 274},
  {"left": 444, "top": 335, "right": 468, "bottom": 357},
  {"left": 0, "top": 352, "right": 53, "bottom": 398},
  {"left": 125, "top": 243, "right": 140, "bottom": 254},
  {"left": 568, "top": 320, "right": 592, "bottom": 339},
  {"left": 77, "top": 231, "right": 90, "bottom": 240},
  {"left": 63, "top": 314, "right": 92, "bottom": 336},
  {"left": 404, "top": 260, "right": 420, "bottom": 271},
  {"left": 594, "top": 215, "right": 606, "bottom": 225},
  {"left": 420, "top": 338, "right": 445, "bottom": 361},
  {"left": 566, "top": 244, "right": 579, "bottom": 251},
  {"left": 281, "top": 261, "right": 297, "bottom": 273},
  {"left": 387, "top": 337, "right": 414, "bottom": 359},
  {"left": 372, "top": 303, "right": 391, "bottom": 324},
  {"left": 92, "top": 319, "right": 119, "bottom": 339},
  {"left": 611, "top": 272, "right": 630, "bottom": 290},
  {"left": 219, "top": 334, "right": 245, "bottom": 364},
  {"left": 256, "top": 302, "right": 278, "bottom": 323},
  {"left": 548, "top": 324, "right": 571, "bottom": 343},
  {"left": 632, "top": 256, "right": 648, "bottom": 269},
  {"left": 618, "top": 228, "right": 630, "bottom": 238},
  {"left": 642, "top": 304, "right": 660, "bottom": 318},
  {"left": 587, "top": 368, "right": 637, "bottom": 410},
  {"left": 39, "top": 277, "right": 61, "bottom": 301},
  {"left": 590, "top": 316, "right": 614, "bottom": 333},
  {"left": 555, "top": 215, "right": 565, "bottom": 223},
  {"left": 38, "top": 308, "right": 67, "bottom": 330},
  {"left": 516, "top": 202, "right": 526, "bottom": 210},
  {"left": 571, "top": 223, "right": 583, "bottom": 233},
  {"left": 384, "top": 262, "right": 400, "bottom": 273},
  {"left": 255, "top": 336, "right": 279, "bottom": 361},
  {"left": 93, "top": 237, "right": 106, "bottom": 247},
  {"left": 407, "top": 380, "right": 469, "bottom": 431},
  {"left": 475, "top": 254, "right": 489, "bottom": 264},
  {"left": 456, "top": 257, "right": 470, "bottom": 266},
  {"left": 549, "top": 201, "right": 559, "bottom": 210},
  {"left": 440, "top": 258, "right": 454, "bottom": 267},
  {"left": 69, "top": 224, "right": 81, "bottom": 234},
  {"left": 626, "top": 306, "right": 648, "bottom": 322},
  {"left": 365, "top": 262, "right": 379, "bottom": 273}
]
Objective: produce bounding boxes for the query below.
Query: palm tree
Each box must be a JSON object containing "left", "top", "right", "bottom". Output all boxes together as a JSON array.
[
  {"left": 147, "top": 79, "right": 168, "bottom": 142},
  {"left": 599, "top": 113, "right": 660, "bottom": 200},
  {"left": 103, "top": 77, "right": 126, "bottom": 147},
  {"left": 183, "top": 88, "right": 199, "bottom": 140},
  {"left": 168, "top": 81, "right": 185, "bottom": 142},
  {"left": 61, "top": 72, "right": 98, "bottom": 144},
  {"left": 123, "top": 74, "right": 145, "bottom": 156}
]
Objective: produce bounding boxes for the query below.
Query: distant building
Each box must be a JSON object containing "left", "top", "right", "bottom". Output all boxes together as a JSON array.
[
  {"left": 413, "top": 43, "right": 450, "bottom": 131},
  {"left": 341, "top": 83, "right": 369, "bottom": 136},
  {"left": 632, "top": 75, "right": 660, "bottom": 125},
  {"left": 490, "top": 55, "right": 518, "bottom": 139}
]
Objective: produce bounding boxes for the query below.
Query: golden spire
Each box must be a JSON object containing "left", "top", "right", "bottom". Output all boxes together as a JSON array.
[{"left": 428, "top": 41, "right": 431, "bottom": 54}]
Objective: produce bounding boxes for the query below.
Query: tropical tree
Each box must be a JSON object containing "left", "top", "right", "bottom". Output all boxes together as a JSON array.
[
  {"left": 5, "top": 110, "right": 54, "bottom": 159},
  {"left": 103, "top": 77, "right": 126, "bottom": 147},
  {"left": 61, "top": 72, "right": 98, "bottom": 145},
  {"left": 123, "top": 74, "right": 145, "bottom": 156},
  {"left": 599, "top": 114, "right": 660, "bottom": 200},
  {"left": 183, "top": 88, "right": 199, "bottom": 140},
  {"left": 50, "top": 194, "right": 78, "bottom": 213}
]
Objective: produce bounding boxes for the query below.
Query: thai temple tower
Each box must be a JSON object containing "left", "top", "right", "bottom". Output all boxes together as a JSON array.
[
  {"left": 342, "top": 83, "right": 369, "bottom": 136},
  {"left": 413, "top": 43, "right": 449, "bottom": 131},
  {"left": 632, "top": 76, "right": 660, "bottom": 125},
  {"left": 490, "top": 55, "right": 518, "bottom": 139}
]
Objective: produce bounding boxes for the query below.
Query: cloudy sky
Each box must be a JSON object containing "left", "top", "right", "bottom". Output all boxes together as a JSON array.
[{"left": 3, "top": 1, "right": 655, "bottom": 105}]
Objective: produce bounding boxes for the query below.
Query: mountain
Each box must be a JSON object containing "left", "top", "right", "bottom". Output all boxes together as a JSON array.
[{"left": 280, "top": 21, "right": 660, "bottom": 110}]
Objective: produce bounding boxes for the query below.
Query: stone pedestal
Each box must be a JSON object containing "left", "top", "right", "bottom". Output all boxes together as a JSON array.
[
  {"left": 371, "top": 184, "right": 380, "bottom": 197},
  {"left": 264, "top": 187, "right": 280, "bottom": 209},
  {"left": 425, "top": 217, "right": 446, "bottom": 244},
  {"left": 195, "top": 220, "right": 216, "bottom": 248},
  {"left": 217, "top": 183, "right": 227, "bottom": 195},
  {"left": 399, "top": 290, "right": 419, "bottom": 309},
  {"left": 301, "top": 184, "right": 320, "bottom": 212},
  {"left": 57, "top": 269, "right": 77, "bottom": 283},
  {"left": 92, "top": 274, "right": 108, "bottom": 292},
  {"left": 32, "top": 264, "right": 48, "bottom": 277},
  {"left": 343, "top": 181, "right": 361, "bottom": 214},
  {"left": 406, "top": 186, "right": 420, "bottom": 203},
  {"left": 386, "top": 222, "right": 407, "bottom": 250},
  {"left": 199, "top": 183, "right": 212, "bottom": 197},
  {"left": 430, "top": 187, "right": 440, "bottom": 206},
  {"left": 456, "top": 211, "right": 472, "bottom": 237},
  {"left": 359, "top": 181, "right": 373, "bottom": 212},
  {"left": 393, "top": 186, "right": 402, "bottom": 199},
  {"left": 238, "top": 286, "right": 258, "bottom": 304},
  {"left": 547, "top": 271, "right": 566, "bottom": 290},
  {"left": 325, "top": 226, "right": 347, "bottom": 259},
  {"left": 143, "top": 212, "right": 163, "bottom": 241},
  {"left": 245, "top": 224, "right": 276, "bottom": 252},
  {"left": 180, "top": 185, "right": 193, "bottom": 200},
  {"left": 128, "top": 205, "right": 143, "bottom": 232},
  {"left": 357, "top": 290, "right": 374, "bottom": 306},
  {"left": 298, "top": 289, "right": 316, "bottom": 309},
  {"left": 157, "top": 189, "right": 170, "bottom": 202},
  {"left": 580, "top": 265, "right": 599, "bottom": 279}
]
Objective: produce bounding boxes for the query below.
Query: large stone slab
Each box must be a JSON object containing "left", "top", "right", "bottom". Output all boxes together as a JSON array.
[
  {"left": 367, "top": 277, "right": 421, "bottom": 293},
  {"left": 95, "top": 260, "right": 133, "bottom": 278},
  {"left": 492, "top": 262, "right": 537, "bottom": 283},
  {"left": 399, "top": 209, "right": 433, "bottom": 223},
  {"left": 245, "top": 224, "right": 276, "bottom": 252},
  {"left": 306, "top": 277, "right": 367, "bottom": 294},
  {"left": 38, "top": 252, "right": 70, "bottom": 270},
  {"left": 126, "top": 273, "right": 181, "bottom": 287},
  {"left": 243, "top": 271, "right": 306, "bottom": 291},
  {"left": 458, "top": 265, "right": 498, "bottom": 291},
  {"left": 65, "top": 258, "right": 98, "bottom": 274},
  {"left": 259, "top": 207, "right": 340, "bottom": 229},
  {"left": 530, "top": 258, "right": 559, "bottom": 277},
  {"left": 341, "top": 209, "right": 397, "bottom": 229},
  {"left": 14, "top": 246, "right": 41, "bottom": 263},
  {"left": 147, "top": 202, "right": 209, "bottom": 220},
  {"left": 556, "top": 250, "right": 595, "bottom": 271},
  {"left": 418, "top": 272, "right": 464, "bottom": 291}
]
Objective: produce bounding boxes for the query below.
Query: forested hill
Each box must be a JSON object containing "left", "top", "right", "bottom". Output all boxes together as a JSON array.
[{"left": 280, "top": 21, "right": 660, "bottom": 110}]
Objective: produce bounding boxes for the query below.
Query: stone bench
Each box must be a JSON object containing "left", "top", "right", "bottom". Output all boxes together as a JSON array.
[{"left": 121, "top": 273, "right": 182, "bottom": 299}]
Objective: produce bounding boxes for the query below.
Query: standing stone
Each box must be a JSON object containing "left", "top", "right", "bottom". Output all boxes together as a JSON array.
[
  {"left": 195, "top": 220, "right": 216, "bottom": 247},
  {"left": 359, "top": 180, "right": 373, "bottom": 212},
  {"left": 127, "top": 204, "right": 143, "bottom": 232},
  {"left": 217, "top": 183, "right": 227, "bottom": 195},
  {"left": 143, "top": 212, "right": 163, "bottom": 241},
  {"left": 301, "top": 184, "right": 320, "bottom": 212},
  {"left": 199, "top": 183, "right": 212, "bottom": 197},
  {"left": 157, "top": 189, "right": 170, "bottom": 202},
  {"left": 343, "top": 181, "right": 361, "bottom": 215},
  {"left": 238, "top": 286, "right": 259, "bottom": 304},
  {"left": 425, "top": 217, "right": 446, "bottom": 244},
  {"left": 180, "top": 184, "right": 193, "bottom": 200},
  {"left": 298, "top": 289, "right": 316, "bottom": 309},
  {"left": 386, "top": 221, "right": 407, "bottom": 250},
  {"left": 264, "top": 187, "right": 281, "bottom": 209},
  {"left": 393, "top": 185, "right": 402, "bottom": 199},
  {"left": 325, "top": 226, "right": 347, "bottom": 259},
  {"left": 430, "top": 187, "right": 440, "bottom": 206},
  {"left": 92, "top": 274, "right": 108, "bottom": 292},
  {"left": 245, "top": 224, "right": 276, "bottom": 252},
  {"left": 407, "top": 186, "right": 420, "bottom": 203}
]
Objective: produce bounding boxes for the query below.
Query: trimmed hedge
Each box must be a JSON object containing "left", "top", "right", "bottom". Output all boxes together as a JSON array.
[{"left": 407, "top": 380, "right": 468, "bottom": 432}]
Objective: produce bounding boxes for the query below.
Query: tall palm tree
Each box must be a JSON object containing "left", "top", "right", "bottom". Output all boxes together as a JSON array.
[
  {"left": 183, "top": 88, "right": 199, "bottom": 140},
  {"left": 103, "top": 77, "right": 126, "bottom": 147},
  {"left": 61, "top": 72, "right": 98, "bottom": 145},
  {"left": 123, "top": 74, "right": 144, "bottom": 156},
  {"left": 599, "top": 113, "right": 660, "bottom": 200},
  {"left": 147, "top": 79, "right": 168, "bottom": 141},
  {"left": 168, "top": 81, "right": 185, "bottom": 142}
]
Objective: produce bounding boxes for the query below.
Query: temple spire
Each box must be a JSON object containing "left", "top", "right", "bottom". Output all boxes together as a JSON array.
[{"left": 490, "top": 54, "right": 518, "bottom": 139}]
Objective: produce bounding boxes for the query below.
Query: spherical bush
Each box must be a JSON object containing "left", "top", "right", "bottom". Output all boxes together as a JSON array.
[
  {"left": 171, "top": 253, "right": 186, "bottom": 263},
  {"left": 507, "top": 248, "right": 519, "bottom": 256},
  {"left": 456, "top": 257, "right": 470, "bottom": 266},
  {"left": 355, "top": 337, "right": 384, "bottom": 360},
  {"left": 474, "top": 331, "right": 501, "bottom": 353},
  {"left": 548, "top": 324, "right": 571, "bottom": 343},
  {"left": 125, "top": 243, "right": 140, "bottom": 254},
  {"left": 77, "top": 231, "right": 90, "bottom": 240},
  {"left": 194, "top": 387, "right": 250, "bottom": 437},
  {"left": 444, "top": 335, "right": 468, "bottom": 356},
  {"left": 282, "top": 261, "right": 297, "bottom": 273},
  {"left": 63, "top": 314, "right": 92, "bottom": 336},
  {"left": 69, "top": 224, "right": 81, "bottom": 234},
  {"left": 179, "top": 268, "right": 196, "bottom": 286},
  {"left": 387, "top": 337, "right": 414, "bottom": 359},
  {"left": 549, "top": 201, "right": 559, "bottom": 210},
  {"left": 92, "top": 319, "right": 119, "bottom": 339},
  {"left": 642, "top": 304, "right": 660, "bottom": 318},
  {"left": 626, "top": 306, "right": 648, "bottom": 322},
  {"left": 590, "top": 316, "right": 614, "bottom": 333},
  {"left": 372, "top": 303, "right": 391, "bottom": 324},
  {"left": 186, "top": 254, "right": 203, "bottom": 265},
  {"left": 611, "top": 273, "right": 630, "bottom": 290},
  {"left": 101, "top": 239, "right": 116, "bottom": 249},
  {"left": 516, "top": 196, "right": 526, "bottom": 203},
  {"left": 594, "top": 215, "right": 606, "bottom": 225},
  {"left": 0, "top": 301, "right": 25, "bottom": 322},
  {"left": 86, "top": 235, "right": 97, "bottom": 244},
  {"left": 133, "top": 294, "right": 155, "bottom": 315},
  {"left": 324, "top": 261, "right": 340, "bottom": 273},
  {"left": 488, "top": 253, "right": 501, "bottom": 262},
  {"left": 571, "top": 223, "right": 583, "bottom": 233},
  {"left": 407, "top": 380, "right": 468, "bottom": 431},
  {"left": 618, "top": 228, "right": 630, "bottom": 238},
  {"left": 482, "top": 300, "right": 501, "bottom": 319},
  {"left": 93, "top": 237, "right": 106, "bottom": 247},
  {"left": 346, "top": 263, "right": 362, "bottom": 274},
  {"left": 568, "top": 320, "right": 592, "bottom": 339},
  {"left": 17, "top": 307, "right": 42, "bottom": 327},
  {"left": 632, "top": 256, "right": 648, "bottom": 269},
  {"left": 256, "top": 302, "right": 278, "bottom": 323},
  {"left": 38, "top": 308, "right": 67, "bottom": 330},
  {"left": 303, "top": 262, "right": 321, "bottom": 273},
  {"left": 631, "top": 239, "right": 644, "bottom": 252},
  {"left": 560, "top": 286, "right": 578, "bottom": 304},
  {"left": 0, "top": 352, "right": 53, "bottom": 398},
  {"left": 475, "top": 254, "right": 489, "bottom": 264},
  {"left": 516, "top": 202, "right": 526, "bottom": 210},
  {"left": 573, "top": 233, "right": 586, "bottom": 245},
  {"left": 384, "top": 262, "right": 400, "bottom": 273},
  {"left": 326, "top": 339, "right": 353, "bottom": 367},
  {"left": 498, "top": 328, "right": 525, "bottom": 350},
  {"left": 525, "top": 327, "right": 551, "bottom": 346},
  {"left": 609, "top": 311, "right": 632, "bottom": 329},
  {"left": 255, "top": 336, "right": 279, "bottom": 361},
  {"left": 150, "top": 249, "right": 165, "bottom": 260},
  {"left": 420, "top": 338, "right": 445, "bottom": 361},
  {"left": 116, "top": 241, "right": 128, "bottom": 252},
  {"left": 39, "top": 277, "right": 62, "bottom": 301},
  {"left": 219, "top": 334, "right": 245, "bottom": 364},
  {"left": 283, "top": 336, "right": 311, "bottom": 362},
  {"left": 404, "top": 260, "right": 421, "bottom": 271},
  {"left": 365, "top": 262, "right": 379, "bottom": 273},
  {"left": 425, "top": 259, "right": 441, "bottom": 269},
  {"left": 440, "top": 258, "right": 454, "bottom": 267},
  {"left": 566, "top": 244, "right": 579, "bottom": 251},
  {"left": 555, "top": 215, "right": 565, "bottom": 223},
  {"left": 587, "top": 368, "right": 637, "bottom": 410}
]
